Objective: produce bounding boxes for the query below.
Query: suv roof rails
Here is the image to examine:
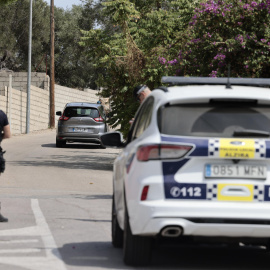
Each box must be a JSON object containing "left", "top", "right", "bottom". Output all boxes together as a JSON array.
[{"left": 161, "top": 76, "right": 270, "bottom": 87}]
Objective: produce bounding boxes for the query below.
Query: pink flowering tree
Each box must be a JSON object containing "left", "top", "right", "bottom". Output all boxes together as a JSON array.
[{"left": 161, "top": 0, "right": 270, "bottom": 78}]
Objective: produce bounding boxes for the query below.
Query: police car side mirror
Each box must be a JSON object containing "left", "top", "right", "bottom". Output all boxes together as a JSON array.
[{"left": 100, "top": 132, "right": 125, "bottom": 148}]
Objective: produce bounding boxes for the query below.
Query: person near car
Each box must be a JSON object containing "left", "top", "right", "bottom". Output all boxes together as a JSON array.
[
  {"left": 0, "top": 110, "right": 11, "bottom": 222},
  {"left": 129, "top": 85, "right": 152, "bottom": 125}
]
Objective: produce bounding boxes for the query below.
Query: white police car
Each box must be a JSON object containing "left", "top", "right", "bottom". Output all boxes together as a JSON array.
[{"left": 101, "top": 77, "right": 270, "bottom": 266}]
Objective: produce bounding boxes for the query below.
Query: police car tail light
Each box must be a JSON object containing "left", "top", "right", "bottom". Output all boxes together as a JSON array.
[
  {"left": 140, "top": 185, "right": 149, "bottom": 201},
  {"left": 137, "top": 144, "right": 193, "bottom": 161},
  {"left": 59, "top": 115, "right": 69, "bottom": 121}
]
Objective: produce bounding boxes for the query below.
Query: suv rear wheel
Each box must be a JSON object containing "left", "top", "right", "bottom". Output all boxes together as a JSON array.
[{"left": 56, "top": 138, "right": 66, "bottom": 148}]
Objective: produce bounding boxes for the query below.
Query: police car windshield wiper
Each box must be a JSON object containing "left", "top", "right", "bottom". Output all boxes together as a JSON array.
[{"left": 233, "top": 129, "right": 270, "bottom": 137}]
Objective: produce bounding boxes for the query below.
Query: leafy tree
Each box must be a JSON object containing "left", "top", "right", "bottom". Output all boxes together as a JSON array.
[
  {"left": 0, "top": 0, "right": 17, "bottom": 5},
  {"left": 0, "top": 0, "right": 103, "bottom": 89},
  {"left": 160, "top": 0, "right": 270, "bottom": 78},
  {"left": 53, "top": 2, "right": 104, "bottom": 89},
  {"left": 81, "top": 0, "right": 198, "bottom": 136},
  {"left": 0, "top": 0, "right": 50, "bottom": 72}
]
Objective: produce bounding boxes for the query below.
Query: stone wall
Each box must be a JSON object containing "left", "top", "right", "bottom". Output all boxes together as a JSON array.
[{"left": 0, "top": 71, "right": 103, "bottom": 135}]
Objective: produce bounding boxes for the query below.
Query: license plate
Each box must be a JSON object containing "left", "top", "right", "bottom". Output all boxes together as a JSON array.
[
  {"left": 205, "top": 164, "right": 267, "bottom": 179},
  {"left": 73, "top": 128, "right": 88, "bottom": 132}
]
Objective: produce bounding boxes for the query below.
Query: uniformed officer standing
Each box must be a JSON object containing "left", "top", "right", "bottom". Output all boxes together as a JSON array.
[{"left": 0, "top": 110, "right": 11, "bottom": 222}]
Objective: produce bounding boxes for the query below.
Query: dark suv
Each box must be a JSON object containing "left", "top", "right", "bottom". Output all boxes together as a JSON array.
[{"left": 56, "top": 102, "right": 108, "bottom": 148}]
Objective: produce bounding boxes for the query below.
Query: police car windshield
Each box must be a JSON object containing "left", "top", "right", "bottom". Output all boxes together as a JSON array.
[{"left": 160, "top": 103, "right": 270, "bottom": 138}]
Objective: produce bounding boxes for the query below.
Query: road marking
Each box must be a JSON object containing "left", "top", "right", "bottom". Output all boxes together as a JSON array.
[
  {"left": 0, "top": 199, "right": 67, "bottom": 270},
  {"left": 0, "top": 248, "right": 41, "bottom": 253},
  {"left": 0, "top": 239, "right": 39, "bottom": 244}
]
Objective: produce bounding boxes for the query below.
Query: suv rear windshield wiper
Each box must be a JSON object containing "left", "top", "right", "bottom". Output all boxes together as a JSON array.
[{"left": 233, "top": 129, "right": 270, "bottom": 137}]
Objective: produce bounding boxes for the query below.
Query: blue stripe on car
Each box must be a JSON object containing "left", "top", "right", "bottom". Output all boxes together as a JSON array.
[
  {"left": 161, "top": 135, "right": 209, "bottom": 156},
  {"left": 266, "top": 141, "right": 270, "bottom": 158}
]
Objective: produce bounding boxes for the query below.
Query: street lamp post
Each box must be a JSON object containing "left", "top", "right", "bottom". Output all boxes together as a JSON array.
[
  {"left": 26, "top": 0, "right": 33, "bottom": 134},
  {"left": 50, "top": 0, "right": 55, "bottom": 128}
]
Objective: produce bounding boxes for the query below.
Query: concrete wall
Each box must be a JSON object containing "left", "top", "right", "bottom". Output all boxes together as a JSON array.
[
  {"left": 0, "top": 71, "right": 49, "bottom": 92},
  {"left": 0, "top": 71, "right": 101, "bottom": 135},
  {"left": 0, "top": 86, "right": 49, "bottom": 134}
]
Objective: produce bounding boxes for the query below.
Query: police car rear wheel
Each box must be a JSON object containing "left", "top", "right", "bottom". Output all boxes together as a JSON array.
[
  {"left": 123, "top": 205, "right": 152, "bottom": 266},
  {"left": 111, "top": 195, "right": 123, "bottom": 248}
]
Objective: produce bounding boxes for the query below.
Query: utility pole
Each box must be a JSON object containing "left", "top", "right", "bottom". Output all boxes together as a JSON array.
[
  {"left": 26, "top": 0, "right": 33, "bottom": 134},
  {"left": 50, "top": 0, "right": 55, "bottom": 128}
]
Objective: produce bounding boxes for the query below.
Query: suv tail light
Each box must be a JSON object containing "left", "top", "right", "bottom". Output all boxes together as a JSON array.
[
  {"left": 93, "top": 117, "right": 104, "bottom": 122},
  {"left": 137, "top": 144, "right": 193, "bottom": 161},
  {"left": 59, "top": 115, "right": 69, "bottom": 121}
]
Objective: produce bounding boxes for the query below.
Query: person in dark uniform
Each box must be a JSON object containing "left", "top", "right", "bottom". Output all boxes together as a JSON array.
[{"left": 0, "top": 110, "right": 11, "bottom": 222}]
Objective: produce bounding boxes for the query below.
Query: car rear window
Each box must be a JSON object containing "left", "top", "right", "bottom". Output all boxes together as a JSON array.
[
  {"left": 64, "top": 107, "right": 99, "bottom": 118},
  {"left": 160, "top": 103, "right": 270, "bottom": 138}
]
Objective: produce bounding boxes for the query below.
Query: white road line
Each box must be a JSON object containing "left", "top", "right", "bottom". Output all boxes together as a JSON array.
[
  {"left": 31, "top": 199, "right": 62, "bottom": 259},
  {"left": 0, "top": 226, "right": 39, "bottom": 236},
  {"left": 0, "top": 248, "right": 41, "bottom": 253},
  {"left": 0, "top": 239, "right": 39, "bottom": 244},
  {"left": 0, "top": 199, "right": 67, "bottom": 270}
]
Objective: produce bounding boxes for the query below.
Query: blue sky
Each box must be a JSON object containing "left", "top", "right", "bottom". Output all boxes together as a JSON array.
[{"left": 44, "top": 0, "right": 83, "bottom": 9}]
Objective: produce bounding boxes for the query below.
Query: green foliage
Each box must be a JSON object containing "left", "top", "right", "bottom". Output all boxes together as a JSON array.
[
  {"left": 0, "top": 0, "right": 17, "bottom": 5},
  {"left": 103, "top": 0, "right": 139, "bottom": 28},
  {"left": 54, "top": 5, "right": 94, "bottom": 88},
  {"left": 0, "top": 0, "right": 103, "bottom": 89},
  {"left": 160, "top": 0, "right": 270, "bottom": 78},
  {"left": 81, "top": 0, "right": 270, "bottom": 137},
  {"left": 0, "top": 0, "right": 50, "bottom": 71},
  {"left": 81, "top": 0, "right": 197, "bottom": 137}
]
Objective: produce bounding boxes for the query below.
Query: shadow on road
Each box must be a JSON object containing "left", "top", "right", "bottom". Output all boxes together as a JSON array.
[
  {"left": 56, "top": 241, "right": 270, "bottom": 269},
  {"left": 42, "top": 143, "right": 104, "bottom": 149},
  {"left": 9, "top": 154, "right": 115, "bottom": 171},
  {"left": 59, "top": 218, "right": 111, "bottom": 223},
  {"left": 41, "top": 143, "right": 57, "bottom": 148},
  {"left": 71, "top": 194, "right": 112, "bottom": 200}
]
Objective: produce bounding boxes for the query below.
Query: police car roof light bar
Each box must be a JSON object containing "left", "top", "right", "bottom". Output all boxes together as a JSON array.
[{"left": 161, "top": 77, "right": 270, "bottom": 87}]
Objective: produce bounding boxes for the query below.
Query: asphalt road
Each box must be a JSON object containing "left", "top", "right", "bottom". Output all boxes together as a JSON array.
[{"left": 0, "top": 129, "right": 269, "bottom": 270}]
